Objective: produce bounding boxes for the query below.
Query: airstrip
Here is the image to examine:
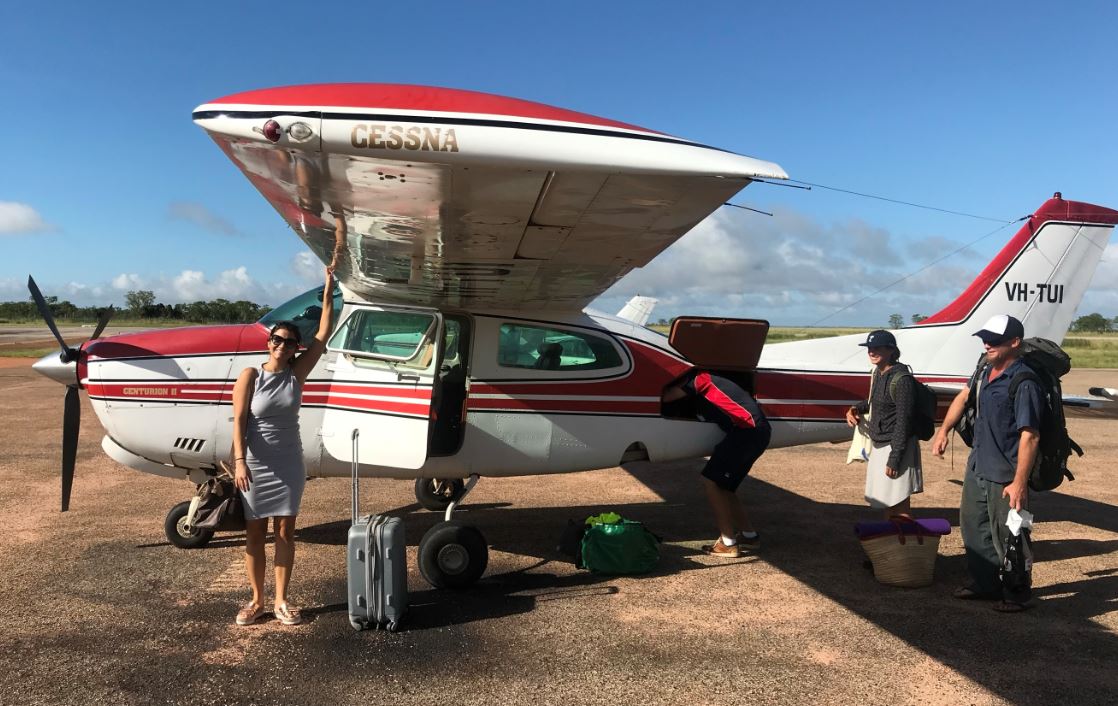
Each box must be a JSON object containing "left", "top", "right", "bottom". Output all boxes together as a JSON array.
[{"left": 1, "top": 361, "right": 1115, "bottom": 705}]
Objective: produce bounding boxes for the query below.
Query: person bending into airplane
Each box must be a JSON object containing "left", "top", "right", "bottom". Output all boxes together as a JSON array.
[
  {"left": 662, "top": 370, "right": 771, "bottom": 558},
  {"left": 231, "top": 257, "right": 337, "bottom": 626},
  {"left": 845, "top": 330, "right": 924, "bottom": 520},
  {"left": 931, "top": 314, "right": 1040, "bottom": 613}
]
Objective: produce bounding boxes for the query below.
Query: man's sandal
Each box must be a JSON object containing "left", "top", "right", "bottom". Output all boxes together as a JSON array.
[
  {"left": 992, "top": 600, "right": 1029, "bottom": 613},
  {"left": 952, "top": 586, "right": 1000, "bottom": 601}
]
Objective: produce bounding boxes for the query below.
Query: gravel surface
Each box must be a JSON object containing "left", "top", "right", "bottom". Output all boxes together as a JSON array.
[{"left": 1, "top": 361, "right": 1116, "bottom": 705}]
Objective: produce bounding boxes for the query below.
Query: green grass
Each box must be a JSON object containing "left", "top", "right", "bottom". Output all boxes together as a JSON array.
[
  {"left": 1060, "top": 337, "right": 1118, "bottom": 369},
  {"left": 2, "top": 347, "right": 57, "bottom": 358},
  {"left": 760, "top": 327, "right": 865, "bottom": 342},
  {"left": 0, "top": 318, "right": 195, "bottom": 328}
]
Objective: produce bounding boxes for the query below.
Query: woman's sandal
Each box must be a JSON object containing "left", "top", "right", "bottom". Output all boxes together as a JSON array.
[
  {"left": 274, "top": 602, "right": 303, "bottom": 626},
  {"left": 235, "top": 601, "right": 266, "bottom": 626}
]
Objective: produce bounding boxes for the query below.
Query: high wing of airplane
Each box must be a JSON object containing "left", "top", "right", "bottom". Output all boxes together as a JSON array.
[
  {"left": 29, "top": 84, "right": 1118, "bottom": 589},
  {"left": 191, "top": 84, "right": 787, "bottom": 311}
]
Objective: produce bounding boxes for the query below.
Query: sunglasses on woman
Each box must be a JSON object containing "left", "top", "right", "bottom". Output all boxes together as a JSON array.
[{"left": 269, "top": 334, "right": 299, "bottom": 348}]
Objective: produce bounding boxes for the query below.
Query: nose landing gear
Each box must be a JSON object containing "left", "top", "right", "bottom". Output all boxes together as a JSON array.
[{"left": 164, "top": 500, "right": 214, "bottom": 549}]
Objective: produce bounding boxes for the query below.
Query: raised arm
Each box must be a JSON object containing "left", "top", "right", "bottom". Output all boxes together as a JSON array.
[{"left": 291, "top": 266, "right": 336, "bottom": 383}]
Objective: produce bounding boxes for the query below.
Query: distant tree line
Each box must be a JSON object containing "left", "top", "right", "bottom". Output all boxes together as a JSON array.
[
  {"left": 0, "top": 289, "right": 271, "bottom": 324},
  {"left": 1069, "top": 313, "right": 1117, "bottom": 333},
  {"left": 888, "top": 312, "right": 1118, "bottom": 333}
]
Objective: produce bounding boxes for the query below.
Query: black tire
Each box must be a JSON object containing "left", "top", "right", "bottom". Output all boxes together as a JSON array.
[
  {"left": 164, "top": 500, "right": 215, "bottom": 549},
  {"left": 418, "top": 521, "right": 488, "bottom": 589},
  {"left": 414, "top": 478, "right": 465, "bottom": 511}
]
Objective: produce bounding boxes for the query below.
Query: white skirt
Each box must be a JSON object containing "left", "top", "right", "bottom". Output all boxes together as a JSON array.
[{"left": 865, "top": 438, "right": 923, "bottom": 509}]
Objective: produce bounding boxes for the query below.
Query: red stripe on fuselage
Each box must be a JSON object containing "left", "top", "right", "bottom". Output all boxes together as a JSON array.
[
  {"left": 469, "top": 398, "right": 660, "bottom": 415},
  {"left": 86, "top": 379, "right": 432, "bottom": 417},
  {"left": 302, "top": 394, "right": 429, "bottom": 416},
  {"left": 755, "top": 371, "right": 868, "bottom": 401},
  {"left": 305, "top": 383, "right": 432, "bottom": 400}
]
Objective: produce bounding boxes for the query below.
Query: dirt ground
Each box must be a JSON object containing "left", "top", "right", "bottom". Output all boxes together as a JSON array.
[{"left": 1, "top": 360, "right": 1116, "bottom": 705}]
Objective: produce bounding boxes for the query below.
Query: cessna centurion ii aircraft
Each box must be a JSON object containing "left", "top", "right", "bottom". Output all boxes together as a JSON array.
[{"left": 30, "top": 84, "right": 1118, "bottom": 588}]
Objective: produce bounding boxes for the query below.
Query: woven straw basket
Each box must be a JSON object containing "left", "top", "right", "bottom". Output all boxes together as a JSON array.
[{"left": 860, "top": 532, "right": 941, "bottom": 588}]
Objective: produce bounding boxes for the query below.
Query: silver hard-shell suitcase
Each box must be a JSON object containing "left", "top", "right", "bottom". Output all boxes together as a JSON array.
[{"left": 346, "top": 430, "right": 408, "bottom": 631}]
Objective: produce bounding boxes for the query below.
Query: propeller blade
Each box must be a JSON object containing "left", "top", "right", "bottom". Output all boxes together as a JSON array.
[
  {"left": 27, "top": 275, "right": 73, "bottom": 358},
  {"left": 90, "top": 306, "right": 114, "bottom": 341},
  {"left": 61, "top": 385, "right": 80, "bottom": 512}
]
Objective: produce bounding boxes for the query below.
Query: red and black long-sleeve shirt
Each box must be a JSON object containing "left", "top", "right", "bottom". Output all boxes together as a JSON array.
[{"left": 683, "top": 372, "right": 769, "bottom": 433}]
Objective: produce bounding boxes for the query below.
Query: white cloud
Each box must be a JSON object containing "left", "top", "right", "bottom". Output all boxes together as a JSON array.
[
  {"left": 596, "top": 207, "right": 1022, "bottom": 326},
  {"left": 0, "top": 201, "right": 52, "bottom": 234},
  {"left": 111, "top": 273, "right": 145, "bottom": 290},
  {"left": 1080, "top": 243, "right": 1118, "bottom": 317},
  {"left": 291, "top": 252, "right": 322, "bottom": 284},
  {"left": 171, "top": 270, "right": 208, "bottom": 300},
  {"left": 33, "top": 268, "right": 302, "bottom": 307},
  {"left": 167, "top": 201, "right": 241, "bottom": 236},
  {"left": 0, "top": 277, "right": 26, "bottom": 300},
  {"left": 169, "top": 266, "right": 282, "bottom": 303}
]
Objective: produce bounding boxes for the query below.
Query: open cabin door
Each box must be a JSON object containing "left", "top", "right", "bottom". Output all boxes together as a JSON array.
[
  {"left": 669, "top": 317, "right": 769, "bottom": 372},
  {"left": 320, "top": 305, "right": 442, "bottom": 469}
]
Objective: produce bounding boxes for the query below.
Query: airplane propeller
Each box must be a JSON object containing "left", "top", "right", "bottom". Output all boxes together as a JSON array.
[{"left": 27, "top": 275, "right": 114, "bottom": 511}]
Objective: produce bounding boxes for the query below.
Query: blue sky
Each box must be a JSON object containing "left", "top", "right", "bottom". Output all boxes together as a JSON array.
[{"left": 3, "top": 1, "right": 1116, "bottom": 326}]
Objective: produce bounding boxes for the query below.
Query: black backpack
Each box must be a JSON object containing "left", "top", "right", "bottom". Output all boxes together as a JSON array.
[
  {"left": 886, "top": 365, "right": 938, "bottom": 442},
  {"left": 953, "top": 338, "right": 1082, "bottom": 491}
]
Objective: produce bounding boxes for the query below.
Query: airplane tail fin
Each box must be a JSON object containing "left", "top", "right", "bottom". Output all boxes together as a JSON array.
[
  {"left": 909, "top": 193, "right": 1118, "bottom": 373},
  {"left": 760, "top": 194, "right": 1118, "bottom": 377},
  {"left": 617, "top": 296, "right": 659, "bottom": 326}
]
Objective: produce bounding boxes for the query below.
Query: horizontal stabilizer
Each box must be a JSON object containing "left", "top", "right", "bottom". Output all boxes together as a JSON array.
[
  {"left": 616, "top": 296, "right": 659, "bottom": 326},
  {"left": 1063, "top": 392, "right": 1118, "bottom": 419}
]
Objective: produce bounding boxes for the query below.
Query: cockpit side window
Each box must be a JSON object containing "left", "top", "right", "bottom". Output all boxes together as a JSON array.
[
  {"left": 328, "top": 309, "right": 437, "bottom": 369},
  {"left": 258, "top": 285, "right": 343, "bottom": 342}
]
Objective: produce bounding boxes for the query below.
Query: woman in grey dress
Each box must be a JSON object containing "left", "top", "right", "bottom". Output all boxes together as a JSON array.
[
  {"left": 231, "top": 264, "right": 335, "bottom": 626},
  {"left": 845, "top": 329, "right": 923, "bottom": 519}
]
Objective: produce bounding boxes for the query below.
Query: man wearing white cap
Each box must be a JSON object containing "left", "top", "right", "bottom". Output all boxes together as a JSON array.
[{"left": 932, "top": 314, "right": 1043, "bottom": 612}]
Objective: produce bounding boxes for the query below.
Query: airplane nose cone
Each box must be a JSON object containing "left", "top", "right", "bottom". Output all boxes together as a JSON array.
[{"left": 32, "top": 351, "right": 77, "bottom": 386}]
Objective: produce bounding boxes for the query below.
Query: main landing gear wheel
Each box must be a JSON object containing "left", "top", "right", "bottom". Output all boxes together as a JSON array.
[
  {"left": 164, "top": 501, "right": 214, "bottom": 549},
  {"left": 414, "top": 478, "right": 465, "bottom": 511},
  {"left": 418, "top": 521, "right": 488, "bottom": 589}
]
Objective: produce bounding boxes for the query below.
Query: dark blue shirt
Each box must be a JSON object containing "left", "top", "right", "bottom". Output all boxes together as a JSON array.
[{"left": 967, "top": 357, "right": 1044, "bottom": 484}]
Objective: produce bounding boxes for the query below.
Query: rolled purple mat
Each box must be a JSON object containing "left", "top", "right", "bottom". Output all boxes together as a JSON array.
[{"left": 855, "top": 517, "right": 952, "bottom": 539}]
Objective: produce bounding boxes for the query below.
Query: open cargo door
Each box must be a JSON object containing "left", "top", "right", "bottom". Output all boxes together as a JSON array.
[{"left": 668, "top": 317, "right": 769, "bottom": 371}]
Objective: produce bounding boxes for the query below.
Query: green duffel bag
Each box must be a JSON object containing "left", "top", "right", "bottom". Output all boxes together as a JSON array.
[{"left": 580, "top": 513, "right": 660, "bottom": 575}]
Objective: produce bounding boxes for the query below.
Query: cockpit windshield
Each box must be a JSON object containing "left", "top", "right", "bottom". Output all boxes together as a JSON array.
[{"left": 258, "top": 285, "right": 344, "bottom": 342}]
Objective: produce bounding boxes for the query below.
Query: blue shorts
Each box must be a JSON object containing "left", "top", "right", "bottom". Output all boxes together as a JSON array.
[{"left": 702, "top": 425, "right": 771, "bottom": 491}]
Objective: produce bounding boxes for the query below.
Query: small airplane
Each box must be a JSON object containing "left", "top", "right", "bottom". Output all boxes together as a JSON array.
[{"left": 29, "top": 84, "right": 1118, "bottom": 589}]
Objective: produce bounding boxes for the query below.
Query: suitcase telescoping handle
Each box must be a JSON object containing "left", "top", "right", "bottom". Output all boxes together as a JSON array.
[{"left": 351, "top": 428, "right": 360, "bottom": 525}]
